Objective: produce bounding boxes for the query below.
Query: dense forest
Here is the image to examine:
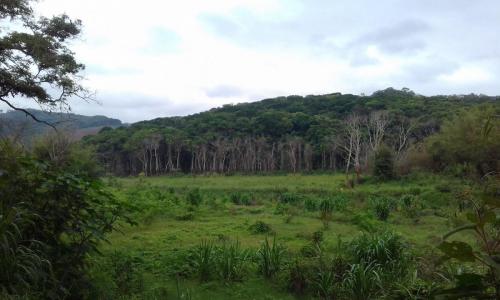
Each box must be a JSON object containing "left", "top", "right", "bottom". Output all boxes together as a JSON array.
[{"left": 85, "top": 88, "right": 499, "bottom": 176}]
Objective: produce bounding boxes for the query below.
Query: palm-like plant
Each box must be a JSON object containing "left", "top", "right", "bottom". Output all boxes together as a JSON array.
[{"left": 257, "top": 237, "right": 287, "bottom": 278}]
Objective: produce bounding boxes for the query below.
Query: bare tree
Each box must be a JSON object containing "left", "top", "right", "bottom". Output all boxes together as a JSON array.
[
  {"left": 366, "top": 111, "right": 389, "bottom": 152},
  {"left": 342, "top": 114, "right": 363, "bottom": 184}
]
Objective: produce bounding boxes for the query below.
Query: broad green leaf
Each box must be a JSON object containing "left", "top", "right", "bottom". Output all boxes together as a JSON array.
[{"left": 438, "top": 241, "right": 476, "bottom": 262}]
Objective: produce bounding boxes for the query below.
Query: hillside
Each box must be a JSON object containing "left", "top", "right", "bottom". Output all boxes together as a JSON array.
[
  {"left": 83, "top": 88, "right": 499, "bottom": 175},
  {"left": 0, "top": 109, "right": 123, "bottom": 142}
]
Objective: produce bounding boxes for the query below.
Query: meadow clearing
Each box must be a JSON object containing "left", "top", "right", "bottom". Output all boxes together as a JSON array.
[{"left": 86, "top": 173, "right": 478, "bottom": 299}]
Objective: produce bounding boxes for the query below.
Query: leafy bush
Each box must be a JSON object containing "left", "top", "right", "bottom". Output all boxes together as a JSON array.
[
  {"left": 373, "top": 145, "right": 395, "bottom": 181},
  {"left": 257, "top": 237, "right": 287, "bottom": 278},
  {"left": 249, "top": 221, "right": 273, "bottom": 234},
  {"left": 0, "top": 140, "right": 130, "bottom": 298}
]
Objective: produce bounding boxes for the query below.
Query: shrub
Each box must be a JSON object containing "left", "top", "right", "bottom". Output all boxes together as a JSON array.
[
  {"left": 249, "top": 221, "right": 273, "bottom": 234},
  {"left": 257, "top": 237, "right": 287, "bottom": 278},
  {"left": 186, "top": 188, "right": 203, "bottom": 206},
  {"left": 373, "top": 145, "right": 395, "bottom": 181}
]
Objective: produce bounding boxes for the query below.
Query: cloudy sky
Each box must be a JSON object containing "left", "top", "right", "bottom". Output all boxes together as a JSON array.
[{"left": 26, "top": 0, "right": 500, "bottom": 122}]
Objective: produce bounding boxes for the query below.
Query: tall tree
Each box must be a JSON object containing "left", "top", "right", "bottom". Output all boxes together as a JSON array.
[{"left": 0, "top": 0, "right": 87, "bottom": 127}]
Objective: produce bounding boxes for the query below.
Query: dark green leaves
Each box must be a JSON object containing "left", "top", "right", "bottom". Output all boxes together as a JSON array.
[{"left": 438, "top": 241, "right": 475, "bottom": 262}]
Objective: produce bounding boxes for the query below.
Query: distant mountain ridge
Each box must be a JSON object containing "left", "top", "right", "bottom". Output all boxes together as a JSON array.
[{"left": 0, "top": 109, "right": 123, "bottom": 142}]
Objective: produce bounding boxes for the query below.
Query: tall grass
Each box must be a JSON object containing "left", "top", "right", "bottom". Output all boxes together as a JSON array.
[
  {"left": 191, "top": 240, "right": 215, "bottom": 281},
  {"left": 214, "top": 240, "right": 251, "bottom": 281},
  {"left": 257, "top": 237, "right": 287, "bottom": 278}
]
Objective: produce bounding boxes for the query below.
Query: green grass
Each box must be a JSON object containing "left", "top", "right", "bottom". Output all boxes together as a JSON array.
[{"left": 91, "top": 173, "right": 473, "bottom": 299}]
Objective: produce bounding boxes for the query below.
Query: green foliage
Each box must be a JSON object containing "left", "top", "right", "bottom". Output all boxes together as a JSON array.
[
  {"left": 350, "top": 213, "right": 381, "bottom": 232},
  {"left": 249, "top": 221, "right": 273, "bottom": 234},
  {"left": 257, "top": 237, "right": 287, "bottom": 278},
  {"left": 230, "top": 192, "right": 253, "bottom": 205},
  {"left": 343, "top": 263, "right": 381, "bottom": 300},
  {"left": 426, "top": 105, "right": 500, "bottom": 177},
  {"left": 437, "top": 179, "right": 500, "bottom": 298},
  {"left": 399, "top": 194, "right": 419, "bottom": 218},
  {"left": 0, "top": 140, "right": 130, "bottom": 298},
  {"left": 0, "top": 0, "right": 87, "bottom": 124},
  {"left": 190, "top": 240, "right": 215, "bottom": 282},
  {"left": 373, "top": 145, "right": 395, "bottom": 180},
  {"left": 214, "top": 240, "right": 251, "bottom": 281},
  {"left": 319, "top": 198, "right": 334, "bottom": 228},
  {"left": 186, "top": 188, "right": 203, "bottom": 206},
  {"left": 278, "top": 192, "right": 302, "bottom": 204}
]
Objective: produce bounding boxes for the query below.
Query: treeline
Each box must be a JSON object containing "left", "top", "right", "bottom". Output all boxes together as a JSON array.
[{"left": 84, "top": 88, "right": 499, "bottom": 176}]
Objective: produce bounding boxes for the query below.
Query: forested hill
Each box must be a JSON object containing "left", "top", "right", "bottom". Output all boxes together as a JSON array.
[
  {"left": 0, "top": 109, "right": 123, "bottom": 142},
  {"left": 83, "top": 88, "right": 499, "bottom": 176}
]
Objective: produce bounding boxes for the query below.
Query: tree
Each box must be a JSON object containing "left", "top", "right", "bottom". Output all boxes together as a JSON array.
[
  {"left": 373, "top": 145, "right": 395, "bottom": 181},
  {"left": 0, "top": 0, "right": 87, "bottom": 127}
]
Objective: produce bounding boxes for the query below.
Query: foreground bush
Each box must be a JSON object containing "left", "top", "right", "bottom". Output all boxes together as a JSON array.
[{"left": 0, "top": 140, "right": 130, "bottom": 298}]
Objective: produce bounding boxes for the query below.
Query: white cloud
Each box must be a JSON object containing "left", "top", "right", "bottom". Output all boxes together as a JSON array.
[{"left": 3, "top": 0, "right": 497, "bottom": 122}]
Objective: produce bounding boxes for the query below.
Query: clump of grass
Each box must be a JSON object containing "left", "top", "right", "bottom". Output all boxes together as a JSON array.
[
  {"left": 304, "top": 197, "right": 318, "bottom": 211},
  {"left": 257, "top": 237, "right": 287, "bottom": 278},
  {"left": 319, "top": 198, "right": 334, "bottom": 228},
  {"left": 279, "top": 192, "right": 302, "bottom": 205},
  {"left": 343, "top": 262, "right": 381, "bottom": 300},
  {"left": 229, "top": 192, "right": 253, "bottom": 206},
  {"left": 214, "top": 240, "right": 251, "bottom": 281},
  {"left": 186, "top": 188, "right": 203, "bottom": 206},
  {"left": 369, "top": 197, "right": 395, "bottom": 221},
  {"left": 249, "top": 221, "right": 273, "bottom": 234},
  {"left": 399, "top": 194, "right": 419, "bottom": 218},
  {"left": 190, "top": 240, "right": 215, "bottom": 282}
]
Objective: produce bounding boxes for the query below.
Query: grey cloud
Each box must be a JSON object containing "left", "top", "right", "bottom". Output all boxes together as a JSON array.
[
  {"left": 205, "top": 85, "right": 242, "bottom": 98},
  {"left": 348, "top": 19, "right": 430, "bottom": 56}
]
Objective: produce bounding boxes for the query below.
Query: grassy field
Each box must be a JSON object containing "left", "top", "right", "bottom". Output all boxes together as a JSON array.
[{"left": 88, "top": 173, "right": 474, "bottom": 299}]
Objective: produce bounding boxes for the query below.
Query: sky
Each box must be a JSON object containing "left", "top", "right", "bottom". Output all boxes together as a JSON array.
[{"left": 14, "top": 0, "right": 500, "bottom": 122}]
